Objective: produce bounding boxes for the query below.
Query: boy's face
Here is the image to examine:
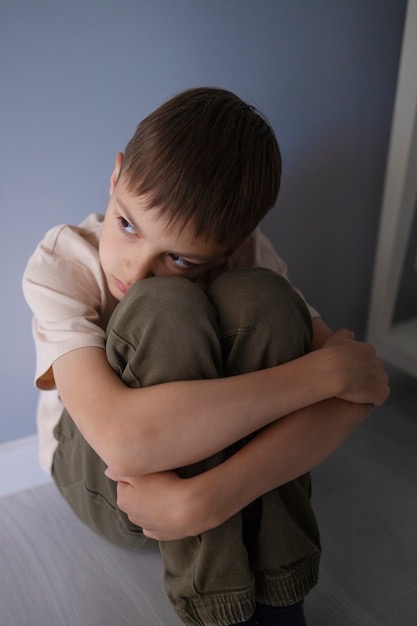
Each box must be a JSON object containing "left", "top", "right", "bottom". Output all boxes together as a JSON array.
[{"left": 100, "top": 154, "right": 234, "bottom": 301}]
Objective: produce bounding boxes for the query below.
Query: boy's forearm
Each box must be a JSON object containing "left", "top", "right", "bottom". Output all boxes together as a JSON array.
[
  {"left": 115, "top": 398, "right": 372, "bottom": 540},
  {"left": 54, "top": 346, "right": 338, "bottom": 475},
  {"left": 53, "top": 333, "right": 387, "bottom": 477},
  {"left": 190, "top": 398, "right": 372, "bottom": 532}
]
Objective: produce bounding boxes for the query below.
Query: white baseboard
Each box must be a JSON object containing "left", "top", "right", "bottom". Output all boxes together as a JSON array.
[{"left": 0, "top": 435, "right": 51, "bottom": 498}]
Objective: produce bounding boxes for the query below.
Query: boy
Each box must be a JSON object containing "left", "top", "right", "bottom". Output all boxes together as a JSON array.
[{"left": 23, "top": 88, "right": 388, "bottom": 626}]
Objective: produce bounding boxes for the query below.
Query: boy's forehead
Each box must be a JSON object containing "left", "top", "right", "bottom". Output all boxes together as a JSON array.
[
  {"left": 115, "top": 175, "right": 153, "bottom": 211},
  {"left": 114, "top": 178, "right": 231, "bottom": 258}
]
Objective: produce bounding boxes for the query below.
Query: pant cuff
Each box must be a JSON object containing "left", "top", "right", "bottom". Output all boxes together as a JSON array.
[
  {"left": 255, "top": 554, "right": 320, "bottom": 607},
  {"left": 171, "top": 555, "right": 320, "bottom": 625},
  {"left": 173, "top": 585, "right": 256, "bottom": 626}
]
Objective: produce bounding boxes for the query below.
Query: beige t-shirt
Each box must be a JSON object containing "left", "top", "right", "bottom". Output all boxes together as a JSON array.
[{"left": 23, "top": 213, "right": 318, "bottom": 473}]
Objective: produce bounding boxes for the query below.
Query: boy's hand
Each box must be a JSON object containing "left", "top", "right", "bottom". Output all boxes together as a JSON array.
[
  {"left": 105, "top": 469, "right": 218, "bottom": 541},
  {"left": 323, "top": 328, "right": 389, "bottom": 407}
]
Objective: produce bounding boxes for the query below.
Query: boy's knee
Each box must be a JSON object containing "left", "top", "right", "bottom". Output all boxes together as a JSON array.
[
  {"left": 107, "top": 275, "right": 217, "bottom": 337},
  {"left": 208, "top": 267, "right": 287, "bottom": 305},
  {"left": 208, "top": 268, "right": 312, "bottom": 367},
  {"left": 105, "top": 276, "right": 223, "bottom": 386},
  {"left": 208, "top": 268, "right": 311, "bottom": 331}
]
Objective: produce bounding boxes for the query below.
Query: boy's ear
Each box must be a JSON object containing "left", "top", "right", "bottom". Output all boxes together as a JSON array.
[{"left": 109, "top": 152, "right": 124, "bottom": 195}]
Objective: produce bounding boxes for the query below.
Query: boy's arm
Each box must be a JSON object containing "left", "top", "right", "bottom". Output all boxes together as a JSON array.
[
  {"left": 53, "top": 326, "right": 388, "bottom": 477},
  {"left": 114, "top": 396, "right": 371, "bottom": 540}
]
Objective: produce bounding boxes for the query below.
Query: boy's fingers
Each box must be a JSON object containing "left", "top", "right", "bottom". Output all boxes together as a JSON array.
[{"left": 334, "top": 328, "right": 355, "bottom": 339}]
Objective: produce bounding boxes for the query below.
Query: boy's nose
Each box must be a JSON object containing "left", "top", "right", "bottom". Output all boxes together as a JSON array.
[
  {"left": 128, "top": 256, "right": 155, "bottom": 283},
  {"left": 132, "top": 266, "right": 155, "bottom": 282}
]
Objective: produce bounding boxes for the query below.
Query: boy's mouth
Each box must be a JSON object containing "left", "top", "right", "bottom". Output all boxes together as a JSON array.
[{"left": 114, "top": 277, "right": 129, "bottom": 295}]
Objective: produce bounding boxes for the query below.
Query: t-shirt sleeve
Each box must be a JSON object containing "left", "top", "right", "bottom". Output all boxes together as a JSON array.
[
  {"left": 22, "top": 224, "right": 108, "bottom": 390},
  {"left": 231, "top": 228, "right": 320, "bottom": 319}
]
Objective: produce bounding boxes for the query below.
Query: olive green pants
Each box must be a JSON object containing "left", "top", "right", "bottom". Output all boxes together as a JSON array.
[{"left": 52, "top": 268, "right": 320, "bottom": 626}]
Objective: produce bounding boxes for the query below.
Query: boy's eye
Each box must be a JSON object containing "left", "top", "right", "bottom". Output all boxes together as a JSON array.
[
  {"left": 118, "top": 217, "right": 137, "bottom": 235},
  {"left": 169, "top": 254, "right": 195, "bottom": 270}
]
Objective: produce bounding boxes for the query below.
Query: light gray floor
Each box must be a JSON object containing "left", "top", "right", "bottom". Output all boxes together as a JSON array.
[
  {"left": 306, "top": 367, "right": 417, "bottom": 626},
  {"left": 0, "top": 368, "right": 416, "bottom": 626},
  {"left": 0, "top": 484, "right": 181, "bottom": 626}
]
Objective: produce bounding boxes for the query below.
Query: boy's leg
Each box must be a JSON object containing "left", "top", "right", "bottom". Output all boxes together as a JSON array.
[
  {"left": 52, "top": 407, "right": 146, "bottom": 548},
  {"left": 161, "top": 269, "right": 320, "bottom": 625},
  {"left": 104, "top": 276, "right": 258, "bottom": 624},
  {"left": 208, "top": 269, "right": 320, "bottom": 614}
]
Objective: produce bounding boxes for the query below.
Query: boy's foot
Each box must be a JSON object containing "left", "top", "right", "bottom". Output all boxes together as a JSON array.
[{"left": 252, "top": 601, "right": 307, "bottom": 626}]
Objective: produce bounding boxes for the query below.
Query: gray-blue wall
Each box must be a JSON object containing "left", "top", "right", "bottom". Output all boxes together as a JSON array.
[{"left": 0, "top": 0, "right": 407, "bottom": 443}]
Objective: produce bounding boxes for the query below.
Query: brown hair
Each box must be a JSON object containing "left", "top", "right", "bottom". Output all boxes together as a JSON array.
[{"left": 121, "top": 87, "right": 281, "bottom": 245}]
